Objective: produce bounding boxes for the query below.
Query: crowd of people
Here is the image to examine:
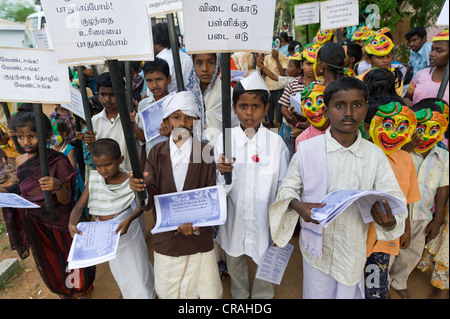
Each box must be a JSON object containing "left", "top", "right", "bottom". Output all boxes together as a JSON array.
[{"left": 0, "top": 21, "right": 448, "bottom": 300}]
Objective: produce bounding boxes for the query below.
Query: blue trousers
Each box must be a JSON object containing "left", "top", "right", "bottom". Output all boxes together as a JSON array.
[{"left": 365, "top": 252, "right": 391, "bottom": 299}]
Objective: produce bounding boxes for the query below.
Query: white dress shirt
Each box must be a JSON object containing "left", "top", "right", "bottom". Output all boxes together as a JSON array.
[
  {"left": 215, "top": 125, "right": 290, "bottom": 265},
  {"left": 269, "top": 129, "right": 407, "bottom": 285},
  {"left": 169, "top": 136, "right": 192, "bottom": 192}
]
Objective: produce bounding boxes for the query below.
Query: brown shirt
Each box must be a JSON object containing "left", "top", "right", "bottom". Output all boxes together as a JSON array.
[{"left": 145, "top": 139, "right": 216, "bottom": 257}]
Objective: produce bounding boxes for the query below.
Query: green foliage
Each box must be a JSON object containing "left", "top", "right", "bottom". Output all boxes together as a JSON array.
[{"left": 0, "top": 0, "right": 36, "bottom": 22}]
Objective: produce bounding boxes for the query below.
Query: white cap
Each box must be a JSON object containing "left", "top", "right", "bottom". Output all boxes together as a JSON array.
[
  {"left": 162, "top": 91, "right": 201, "bottom": 119},
  {"left": 239, "top": 71, "right": 270, "bottom": 93}
]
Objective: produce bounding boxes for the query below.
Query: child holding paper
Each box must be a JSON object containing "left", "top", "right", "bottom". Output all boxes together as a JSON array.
[
  {"left": 269, "top": 77, "right": 407, "bottom": 299},
  {"left": 128, "top": 91, "right": 222, "bottom": 299},
  {"left": 0, "top": 107, "right": 95, "bottom": 299},
  {"left": 215, "top": 72, "right": 290, "bottom": 299},
  {"left": 69, "top": 138, "right": 155, "bottom": 299}
]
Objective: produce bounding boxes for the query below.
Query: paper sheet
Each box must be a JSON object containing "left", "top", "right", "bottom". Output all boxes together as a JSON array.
[
  {"left": 255, "top": 244, "right": 294, "bottom": 285},
  {"left": 0, "top": 193, "right": 40, "bottom": 209}
]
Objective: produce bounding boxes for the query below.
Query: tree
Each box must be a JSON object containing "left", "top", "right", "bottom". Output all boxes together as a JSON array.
[{"left": 0, "top": 0, "right": 36, "bottom": 22}]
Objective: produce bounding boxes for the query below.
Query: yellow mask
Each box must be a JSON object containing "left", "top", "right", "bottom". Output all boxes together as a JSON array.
[
  {"left": 303, "top": 43, "right": 321, "bottom": 64},
  {"left": 365, "top": 34, "right": 395, "bottom": 56},
  {"left": 413, "top": 108, "right": 448, "bottom": 153},
  {"left": 352, "top": 26, "right": 371, "bottom": 41},
  {"left": 301, "top": 83, "right": 327, "bottom": 128},
  {"left": 369, "top": 102, "right": 417, "bottom": 155},
  {"left": 435, "top": 100, "right": 449, "bottom": 128},
  {"left": 316, "top": 29, "right": 334, "bottom": 45}
]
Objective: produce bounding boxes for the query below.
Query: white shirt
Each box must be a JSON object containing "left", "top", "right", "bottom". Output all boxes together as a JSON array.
[
  {"left": 169, "top": 136, "right": 192, "bottom": 192},
  {"left": 157, "top": 48, "right": 194, "bottom": 94},
  {"left": 269, "top": 129, "right": 407, "bottom": 285},
  {"left": 91, "top": 109, "right": 142, "bottom": 172},
  {"left": 215, "top": 125, "right": 290, "bottom": 265}
]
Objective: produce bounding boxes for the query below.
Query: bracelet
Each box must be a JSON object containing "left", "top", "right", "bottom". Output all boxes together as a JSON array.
[
  {"left": 295, "top": 121, "right": 301, "bottom": 128},
  {"left": 55, "top": 182, "right": 64, "bottom": 191},
  {"left": 382, "top": 222, "right": 397, "bottom": 231}
]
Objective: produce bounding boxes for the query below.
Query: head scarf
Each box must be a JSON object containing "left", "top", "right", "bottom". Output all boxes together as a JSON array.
[{"left": 162, "top": 91, "right": 201, "bottom": 119}]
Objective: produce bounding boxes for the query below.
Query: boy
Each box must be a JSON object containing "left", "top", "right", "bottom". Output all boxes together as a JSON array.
[
  {"left": 269, "top": 77, "right": 407, "bottom": 299},
  {"left": 405, "top": 26, "right": 432, "bottom": 77},
  {"left": 389, "top": 99, "right": 449, "bottom": 299},
  {"left": 344, "top": 42, "right": 362, "bottom": 75},
  {"left": 363, "top": 97, "right": 422, "bottom": 299},
  {"left": 135, "top": 58, "right": 172, "bottom": 158},
  {"left": 69, "top": 138, "right": 155, "bottom": 299},
  {"left": 215, "top": 72, "right": 290, "bottom": 299},
  {"left": 129, "top": 91, "right": 222, "bottom": 299}
]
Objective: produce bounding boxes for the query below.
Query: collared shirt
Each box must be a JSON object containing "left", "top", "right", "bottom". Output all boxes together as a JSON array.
[
  {"left": 157, "top": 48, "right": 194, "bottom": 94},
  {"left": 169, "top": 136, "right": 192, "bottom": 192},
  {"left": 263, "top": 53, "right": 289, "bottom": 91},
  {"left": 91, "top": 109, "right": 141, "bottom": 172},
  {"left": 410, "top": 145, "right": 449, "bottom": 221},
  {"left": 269, "top": 129, "right": 407, "bottom": 285},
  {"left": 408, "top": 41, "right": 433, "bottom": 77},
  {"left": 215, "top": 125, "right": 290, "bottom": 265}
]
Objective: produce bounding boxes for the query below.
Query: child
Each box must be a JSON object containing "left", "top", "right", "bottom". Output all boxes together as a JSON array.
[
  {"left": 313, "top": 42, "right": 346, "bottom": 86},
  {"left": 269, "top": 77, "right": 407, "bottom": 299},
  {"left": 48, "top": 104, "right": 77, "bottom": 145},
  {"left": 295, "top": 83, "right": 329, "bottom": 150},
  {"left": 135, "top": 58, "right": 171, "bottom": 158},
  {"left": 129, "top": 91, "right": 222, "bottom": 299},
  {"left": 0, "top": 108, "right": 95, "bottom": 299},
  {"left": 363, "top": 97, "right": 422, "bottom": 299},
  {"left": 344, "top": 42, "right": 362, "bottom": 75},
  {"left": 215, "top": 72, "right": 290, "bottom": 299},
  {"left": 389, "top": 99, "right": 449, "bottom": 299},
  {"left": 69, "top": 138, "right": 155, "bottom": 299}
]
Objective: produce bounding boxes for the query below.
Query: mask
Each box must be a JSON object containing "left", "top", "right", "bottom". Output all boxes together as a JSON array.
[
  {"left": 365, "top": 34, "right": 395, "bottom": 56},
  {"left": 413, "top": 108, "right": 448, "bottom": 153},
  {"left": 369, "top": 102, "right": 417, "bottom": 155},
  {"left": 352, "top": 26, "right": 372, "bottom": 41},
  {"left": 303, "top": 43, "right": 321, "bottom": 64},
  {"left": 344, "top": 67, "right": 356, "bottom": 77},
  {"left": 316, "top": 29, "right": 333, "bottom": 45},
  {"left": 301, "top": 83, "right": 327, "bottom": 128},
  {"left": 435, "top": 100, "right": 449, "bottom": 127}
]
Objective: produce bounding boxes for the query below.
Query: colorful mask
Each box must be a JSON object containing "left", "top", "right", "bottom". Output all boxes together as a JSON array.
[
  {"left": 369, "top": 102, "right": 417, "bottom": 155},
  {"left": 50, "top": 119, "right": 63, "bottom": 146},
  {"left": 352, "top": 26, "right": 372, "bottom": 41},
  {"left": 301, "top": 83, "right": 327, "bottom": 128},
  {"left": 376, "top": 27, "right": 391, "bottom": 36},
  {"left": 288, "top": 52, "right": 303, "bottom": 61},
  {"left": 432, "top": 28, "right": 449, "bottom": 42},
  {"left": 365, "top": 33, "right": 395, "bottom": 56},
  {"left": 316, "top": 29, "right": 333, "bottom": 45},
  {"left": 303, "top": 43, "right": 321, "bottom": 63},
  {"left": 435, "top": 100, "right": 449, "bottom": 126},
  {"left": 413, "top": 108, "right": 448, "bottom": 153},
  {"left": 344, "top": 67, "right": 356, "bottom": 77}
]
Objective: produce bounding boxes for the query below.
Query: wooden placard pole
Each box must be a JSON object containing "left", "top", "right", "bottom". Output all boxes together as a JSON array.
[
  {"left": 221, "top": 53, "right": 232, "bottom": 185},
  {"left": 437, "top": 62, "right": 449, "bottom": 100},
  {"left": 76, "top": 66, "right": 93, "bottom": 132},
  {"left": 107, "top": 59, "right": 148, "bottom": 207},
  {"left": 1, "top": 102, "right": 22, "bottom": 153},
  {"left": 33, "top": 103, "right": 54, "bottom": 211},
  {"left": 167, "top": 13, "right": 185, "bottom": 92}
]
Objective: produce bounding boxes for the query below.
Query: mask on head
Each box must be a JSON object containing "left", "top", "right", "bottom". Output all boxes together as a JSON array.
[
  {"left": 364, "top": 33, "right": 395, "bottom": 56},
  {"left": 301, "top": 83, "right": 327, "bottom": 128},
  {"left": 369, "top": 102, "right": 417, "bottom": 155},
  {"left": 303, "top": 43, "right": 321, "bottom": 64},
  {"left": 413, "top": 108, "right": 448, "bottom": 153},
  {"left": 316, "top": 29, "right": 333, "bottom": 45},
  {"left": 352, "top": 26, "right": 372, "bottom": 42}
]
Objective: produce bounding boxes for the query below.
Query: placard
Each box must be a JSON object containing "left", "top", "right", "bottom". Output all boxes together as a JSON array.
[
  {"left": 0, "top": 47, "right": 71, "bottom": 104},
  {"left": 146, "top": 0, "right": 182, "bottom": 17},
  {"left": 436, "top": 0, "right": 449, "bottom": 26},
  {"left": 40, "top": 0, "right": 154, "bottom": 65},
  {"left": 61, "top": 86, "right": 85, "bottom": 120},
  {"left": 183, "top": 0, "right": 276, "bottom": 54},
  {"left": 320, "top": 0, "right": 359, "bottom": 30},
  {"left": 294, "top": 2, "right": 320, "bottom": 26}
]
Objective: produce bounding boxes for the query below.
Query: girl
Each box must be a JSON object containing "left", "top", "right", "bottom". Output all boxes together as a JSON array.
[
  {"left": 0, "top": 107, "right": 95, "bottom": 299},
  {"left": 313, "top": 42, "right": 346, "bottom": 87}
]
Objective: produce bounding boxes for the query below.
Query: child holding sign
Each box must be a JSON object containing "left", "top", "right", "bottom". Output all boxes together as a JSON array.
[
  {"left": 0, "top": 107, "right": 95, "bottom": 299},
  {"left": 129, "top": 91, "right": 222, "bottom": 299}
]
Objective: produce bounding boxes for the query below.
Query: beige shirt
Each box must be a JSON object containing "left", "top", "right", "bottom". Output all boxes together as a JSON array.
[
  {"left": 263, "top": 53, "right": 288, "bottom": 91},
  {"left": 269, "top": 130, "right": 407, "bottom": 285}
]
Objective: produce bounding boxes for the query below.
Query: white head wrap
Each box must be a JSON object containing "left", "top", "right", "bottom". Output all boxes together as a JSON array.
[
  {"left": 239, "top": 71, "right": 270, "bottom": 93},
  {"left": 162, "top": 91, "right": 202, "bottom": 119}
]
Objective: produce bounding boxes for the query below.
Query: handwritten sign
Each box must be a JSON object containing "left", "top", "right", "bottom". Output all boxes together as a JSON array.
[
  {"left": 0, "top": 47, "right": 70, "bottom": 104},
  {"left": 61, "top": 86, "right": 85, "bottom": 120},
  {"left": 320, "top": 0, "right": 359, "bottom": 30},
  {"left": 183, "top": 0, "right": 277, "bottom": 54},
  {"left": 40, "top": 0, "right": 154, "bottom": 65},
  {"left": 146, "top": 0, "right": 182, "bottom": 17},
  {"left": 294, "top": 2, "right": 320, "bottom": 26}
]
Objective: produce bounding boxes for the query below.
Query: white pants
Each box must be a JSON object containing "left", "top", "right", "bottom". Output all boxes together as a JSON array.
[
  {"left": 154, "top": 249, "right": 223, "bottom": 299},
  {"left": 302, "top": 257, "right": 365, "bottom": 299},
  {"left": 108, "top": 211, "right": 155, "bottom": 299}
]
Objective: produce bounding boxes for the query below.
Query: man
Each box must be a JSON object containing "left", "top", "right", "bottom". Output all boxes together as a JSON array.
[{"left": 405, "top": 27, "right": 433, "bottom": 78}]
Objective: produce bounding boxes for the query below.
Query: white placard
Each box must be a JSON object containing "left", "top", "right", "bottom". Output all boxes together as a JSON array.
[
  {"left": 40, "top": 0, "right": 154, "bottom": 65},
  {"left": 294, "top": 2, "right": 320, "bottom": 26},
  {"left": 33, "top": 30, "right": 53, "bottom": 50},
  {"left": 320, "top": 0, "right": 359, "bottom": 30},
  {"left": 0, "top": 47, "right": 71, "bottom": 104},
  {"left": 146, "top": 0, "right": 182, "bottom": 17},
  {"left": 61, "top": 86, "right": 85, "bottom": 120},
  {"left": 436, "top": 0, "right": 449, "bottom": 26},
  {"left": 183, "top": 0, "right": 276, "bottom": 54}
]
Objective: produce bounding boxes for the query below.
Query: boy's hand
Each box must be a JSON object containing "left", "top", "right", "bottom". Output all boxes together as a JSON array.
[
  {"left": 177, "top": 223, "right": 199, "bottom": 236},
  {"left": 129, "top": 172, "right": 148, "bottom": 192},
  {"left": 39, "top": 176, "right": 62, "bottom": 192},
  {"left": 401, "top": 130, "right": 424, "bottom": 153},
  {"left": 159, "top": 121, "right": 171, "bottom": 137},
  {"left": 290, "top": 199, "right": 324, "bottom": 224},
  {"left": 217, "top": 154, "right": 235, "bottom": 175},
  {"left": 371, "top": 200, "right": 397, "bottom": 230},
  {"left": 425, "top": 218, "right": 444, "bottom": 243},
  {"left": 68, "top": 222, "right": 82, "bottom": 238},
  {"left": 83, "top": 130, "right": 96, "bottom": 145},
  {"left": 115, "top": 218, "right": 132, "bottom": 236}
]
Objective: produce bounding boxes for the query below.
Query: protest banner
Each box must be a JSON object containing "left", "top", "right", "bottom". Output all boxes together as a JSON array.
[
  {"left": 40, "top": 0, "right": 154, "bottom": 65},
  {"left": 294, "top": 2, "right": 320, "bottom": 27},
  {"left": 146, "top": 0, "right": 183, "bottom": 17},
  {"left": 320, "top": 0, "right": 359, "bottom": 31},
  {"left": 0, "top": 47, "right": 70, "bottom": 104}
]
